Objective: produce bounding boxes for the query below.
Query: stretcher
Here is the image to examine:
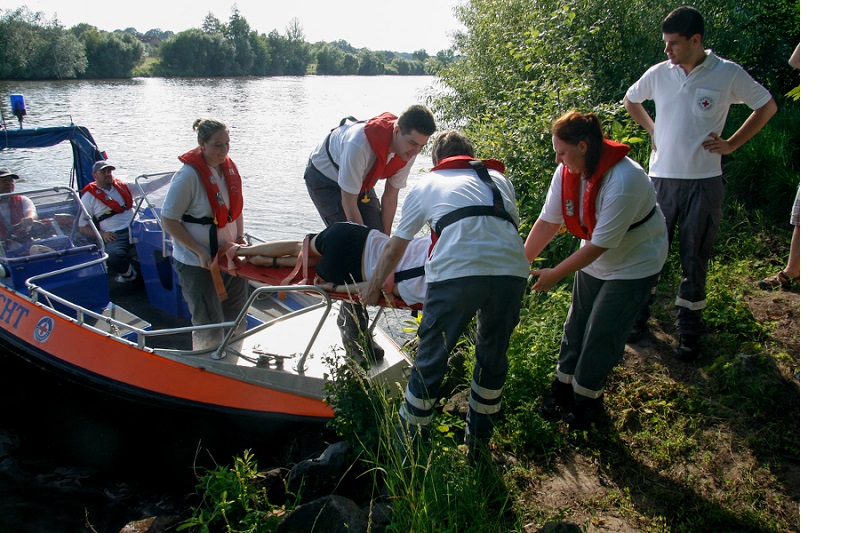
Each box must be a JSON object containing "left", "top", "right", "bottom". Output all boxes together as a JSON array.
[{"left": 214, "top": 245, "right": 423, "bottom": 311}]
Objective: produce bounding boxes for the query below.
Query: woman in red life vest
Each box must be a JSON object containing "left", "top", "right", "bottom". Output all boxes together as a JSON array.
[
  {"left": 524, "top": 111, "right": 668, "bottom": 430},
  {"left": 160, "top": 118, "right": 250, "bottom": 352}
]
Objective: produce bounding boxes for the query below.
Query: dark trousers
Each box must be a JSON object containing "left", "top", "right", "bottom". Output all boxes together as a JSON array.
[
  {"left": 401, "top": 276, "right": 526, "bottom": 442},
  {"left": 304, "top": 160, "right": 383, "bottom": 341},
  {"left": 636, "top": 176, "right": 724, "bottom": 336},
  {"left": 303, "top": 160, "right": 382, "bottom": 230},
  {"left": 104, "top": 228, "right": 133, "bottom": 274},
  {"left": 559, "top": 271, "right": 658, "bottom": 399}
]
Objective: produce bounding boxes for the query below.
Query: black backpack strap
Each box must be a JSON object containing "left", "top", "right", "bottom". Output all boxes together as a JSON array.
[
  {"left": 628, "top": 205, "right": 656, "bottom": 232},
  {"left": 323, "top": 116, "right": 360, "bottom": 171},
  {"left": 433, "top": 160, "right": 518, "bottom": 237},
  {"left": 394, "top": 265, "right": 425, "bottom": 283},
  {"left": 181, "top": 214, "right": 218, "bottom": 256}
]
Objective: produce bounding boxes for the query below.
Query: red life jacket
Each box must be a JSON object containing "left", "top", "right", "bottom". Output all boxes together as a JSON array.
[
  {"left": 560, "top": 140, "right": 630, "bottom": 240},
  {"left": 178, "top": 147, "right": 243, "bottom": 228},
  {"left": 361, "top": 112, "right": 409, "bottom": 193},
  {"left": 81, "top": 179, "right": 133, "bottom": 222},
  {"left": 0, "top": 195, "right": 26, "bottom": 238}
]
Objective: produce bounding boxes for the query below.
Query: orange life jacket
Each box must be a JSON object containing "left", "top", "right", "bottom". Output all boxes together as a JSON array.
[
  {"left": 177, "top": 147, "right": 243, "bottom": 228},
  {"left": 81, "top": 179, "right": 133, "bottom": 225},
  {"left": 560, "top": 140, "right": 630, "bottom": 240},
  {"left": 360, "top": 112, "right": 409, "bottom": 193},
  {"left": 0, "top": 195, "right": 26, "bottom": 238}
]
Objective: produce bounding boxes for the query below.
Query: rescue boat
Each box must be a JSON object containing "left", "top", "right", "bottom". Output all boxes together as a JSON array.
[{"left": 0, "top": 123, "right": 412, "bottom": 427}]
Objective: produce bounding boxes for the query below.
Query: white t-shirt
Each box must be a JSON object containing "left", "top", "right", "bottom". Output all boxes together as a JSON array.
[
  {"left": 309, "top": 120, "right": 413, "bottom": 194},
  {"left": 78, "top": 181, "right": 139, "bottom": 232},
  {"left": 363, "top": 231, "right": 430, "bottom": 305},
  {"left": 161, "top": 163, "right": 239, "bottom": 267},
  {"left": 625, "top": 51, "right": 773, "bottom": 179},
  {"left": 394, "top": 167, "right": 529, "bottom": 283},
  {"left": 539, "top": 157, "right": 668, "bottom": 280}
]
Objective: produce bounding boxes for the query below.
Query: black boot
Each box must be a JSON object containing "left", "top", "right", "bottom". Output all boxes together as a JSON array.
[
  {"left": 564, "top": 395, "right": 604, "bottom": 431},
  {"left": 540, "top": 378, "right": 574, "bottom": 420},
  {"left": 337, "top": 302, "right": 384, "bottom": 362},
  {"left": 676, "top": 334, "right": 700, "bottom": 362}
]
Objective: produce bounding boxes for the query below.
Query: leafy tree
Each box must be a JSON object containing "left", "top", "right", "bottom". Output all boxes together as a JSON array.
[
  {"left": 412, "top": 49, "right": 428, "bottom": 62},
  {"left": 0, "top": 7, "right": 86, "bottom": 80},
  {"left": 315, "top": 43, "right": 344, "bottom": 74},
  {"left": 357, "top": 50, "right": 385, "bottom": 75},
  {"left": 201, "top": 12, "right": 225, "bottom": 34},
  {"left": 391, "top": 57, "right": 411, "bottom": 75},
  {"left": 227, "top": 6, "right": 255, "bottom": 75},
  {"left": 269, "top": 19, "right": 312, "bottom": 76},
  {"left": 79, "top": 29, "right": 144, "bottom": 78},
  {"left": 156, "top": 28, "right": 235, "bottom": 76},
  {"left": 70, "top": 22, "right": 97, "bottom": 38}
]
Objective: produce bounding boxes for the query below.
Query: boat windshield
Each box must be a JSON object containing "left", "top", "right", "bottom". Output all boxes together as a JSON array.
[{"left": 0, "top": 187, "right": 94, "bottom": 261}]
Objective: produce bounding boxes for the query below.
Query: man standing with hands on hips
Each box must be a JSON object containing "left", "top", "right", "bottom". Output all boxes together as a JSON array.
[
  {"left": 623, "top": 5, "right": 777, "bottom": 361},
  {"left": 304, "top": 104, "right": 437, "bottom": 361}
]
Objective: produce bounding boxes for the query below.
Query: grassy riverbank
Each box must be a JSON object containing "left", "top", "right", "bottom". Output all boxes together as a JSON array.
[{"left": 178, "top": 195, "right": 799, "bottom": 532}]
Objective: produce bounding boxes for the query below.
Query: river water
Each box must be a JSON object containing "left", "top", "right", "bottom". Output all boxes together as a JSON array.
[
  {"left": 0, "top": 76, "right": 438, "bottom": 532},
  {"left": 0, "top": 76, "right": 439, "bottom": 239}
]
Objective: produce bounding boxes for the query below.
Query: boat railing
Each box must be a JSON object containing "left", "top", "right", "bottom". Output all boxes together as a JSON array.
[
  {"left": 132, "top": 172, "right": 177, "bottom": 255},
  {"left": 25, "top": 271, "right": 334, "bottom": 373}
]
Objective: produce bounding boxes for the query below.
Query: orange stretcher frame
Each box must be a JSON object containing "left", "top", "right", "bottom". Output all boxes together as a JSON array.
[{"left": 216, "top": 254, "right": 423, "bottom": 311}]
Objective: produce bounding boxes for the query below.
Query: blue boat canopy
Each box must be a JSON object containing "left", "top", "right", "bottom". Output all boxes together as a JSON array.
[{"left": 0, "top": 125, "right": 105, "bottom": 190}]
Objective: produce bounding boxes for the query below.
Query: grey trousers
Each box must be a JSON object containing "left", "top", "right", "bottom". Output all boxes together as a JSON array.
[
  {"left": 558, "top": 271, "right": 658, "bottom": 399},
  {"left": 303, "top": 160, "right": 382, "bottom": 230},
  {"left": 653, "top": 176, "right": 724, "bottom": 335},
  {"left": 401, "top": 276, "right": 526, "bottom": 442},
  {"left": 174, "top": 261, "right": 250, "bottom": 351}
]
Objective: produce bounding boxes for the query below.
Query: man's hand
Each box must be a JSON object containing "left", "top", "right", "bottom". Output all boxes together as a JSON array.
[
  {"left": 100, "top": 230, "right": 117, "bottom": 243},
  {"left": 702, "top": 133, "right": 735, "bottom": 155},
  {"left": 360, "top": 278, "right": 383, "bottom": 306}
]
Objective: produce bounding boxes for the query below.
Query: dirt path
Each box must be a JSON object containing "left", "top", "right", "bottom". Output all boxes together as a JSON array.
[{"left": 516, "top": 286, "right": 800, "bottom": 532}]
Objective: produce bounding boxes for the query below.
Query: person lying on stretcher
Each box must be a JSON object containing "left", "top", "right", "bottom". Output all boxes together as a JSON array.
[{"left": 236, "top": 221, "right": 430, "bottom": 305}]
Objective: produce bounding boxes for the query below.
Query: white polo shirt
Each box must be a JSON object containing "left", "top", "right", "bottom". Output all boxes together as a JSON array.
[
  {"left": 625, "top": 50, "right": 773, "bottom": 179},
  {"left": 309, "top": 120, "right": 413, "bottom": 194},
  {"left": 394, "top": 167, "right": 529, "bottom": 283}
]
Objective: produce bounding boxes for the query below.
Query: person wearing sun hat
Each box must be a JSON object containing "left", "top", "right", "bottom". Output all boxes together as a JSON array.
[{"left": 78, "top": 160, "right": 140, "bottom": 283}]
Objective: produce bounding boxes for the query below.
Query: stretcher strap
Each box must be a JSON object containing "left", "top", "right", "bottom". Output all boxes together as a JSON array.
[{"left": 209, "top": 246, "right": 230, "bottom": 302}]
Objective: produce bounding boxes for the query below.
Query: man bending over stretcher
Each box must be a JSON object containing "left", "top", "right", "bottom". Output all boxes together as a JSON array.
[{"left": 236, "top": 221, "right": 430, "bottom": 306}]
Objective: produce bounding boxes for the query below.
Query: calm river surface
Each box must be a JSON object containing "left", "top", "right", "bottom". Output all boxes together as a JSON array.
[
  {"left": 0, "top": 75, "right": 440, "bottom": 240},
  {"left": 0, "top": 75, "right": 438, "bottom": 532}
]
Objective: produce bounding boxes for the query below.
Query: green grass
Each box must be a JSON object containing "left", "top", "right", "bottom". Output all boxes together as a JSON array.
[{"left": 181, "top": 190, "right": 798, "bottom": 533}]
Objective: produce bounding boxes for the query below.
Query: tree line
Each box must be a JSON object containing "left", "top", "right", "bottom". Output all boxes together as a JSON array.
[{"left": 0, "top": 5, "right": 453, "bottom": 80}]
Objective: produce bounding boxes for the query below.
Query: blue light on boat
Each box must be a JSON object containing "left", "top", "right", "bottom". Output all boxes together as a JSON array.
[{"left": 10, "top": 93, "right": 27, "bottom": 128}]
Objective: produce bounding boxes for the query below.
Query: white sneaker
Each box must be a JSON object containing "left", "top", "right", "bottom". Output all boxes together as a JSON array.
[{"left": 116, "top": 265, "right": 137, "bottom": 283}]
